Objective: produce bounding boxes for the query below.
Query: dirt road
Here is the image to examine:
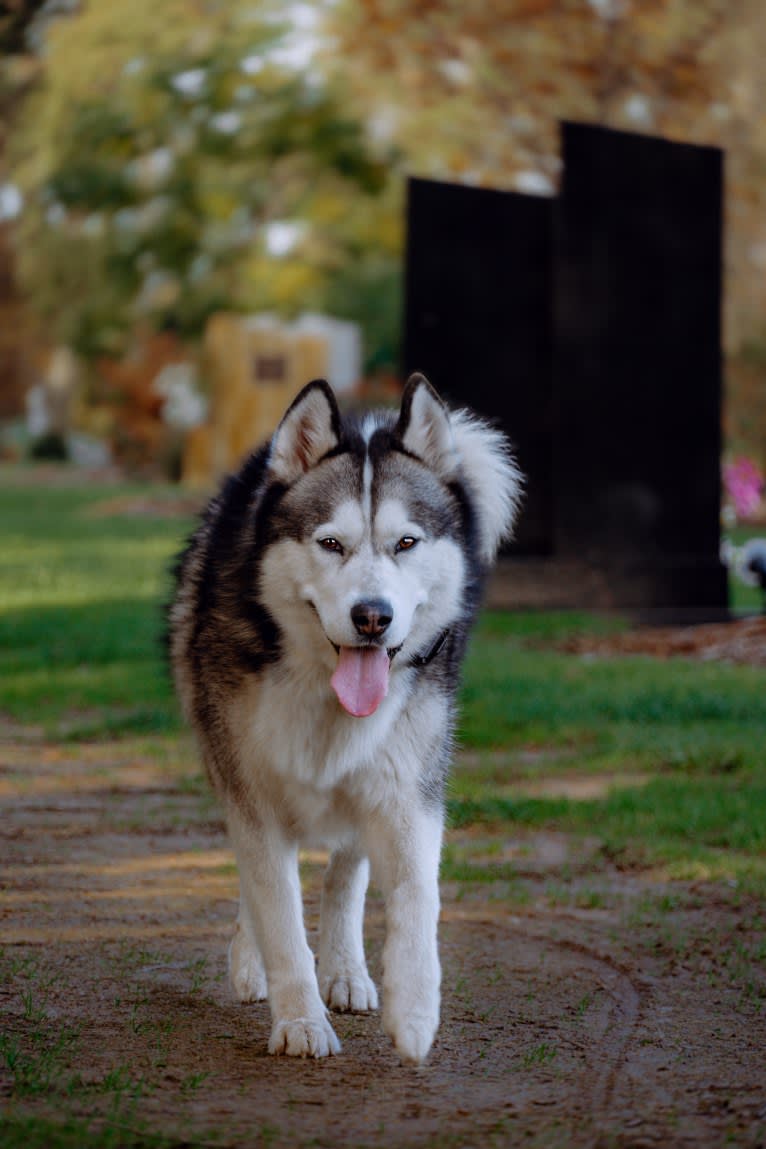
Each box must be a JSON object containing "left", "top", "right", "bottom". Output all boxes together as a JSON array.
[{"left": 1, "top": 734, "right": 764, "bottom": 1148}]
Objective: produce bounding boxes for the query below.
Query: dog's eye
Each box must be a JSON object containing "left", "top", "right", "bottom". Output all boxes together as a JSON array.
[
  {"left": 395, "top": 536, "right": 418, "bottom": 554},
  {"left": 318, "top": 537, "right": 344, "bottom": 555}
]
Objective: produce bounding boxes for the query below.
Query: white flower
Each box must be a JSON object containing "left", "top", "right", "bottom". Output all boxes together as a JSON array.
[
  {"left": 515, "top": 170, "right": 555, "bottom": 196},
  {"left": 623, "top": 94, "right": 652, "bottom": 127},
  {"left": 438, "top": 59, "right": 472, "bottom": 87},
  {"left": 128, "top": 148, "right": 175, "bottom": 190},
  {"left": 153, "top": 364, "right": 208, "bottom": 430},
  {"left": 367, "top": 107, "right": 398, "bottom": 144},
  {"left": 240, "top": 54, "right": 264, "bottom": 76},
  {"left": 209, "top": 111, "right": 242, "bottom": 135},
  {"left": 0, "top": 183, "right": 23, "bottom": 221},
  {"left": 171, "top": 68, "right": 207, "bottom": 98},
  {"left": 587, "top": 0, "right": 629, "bottom": 18},
  {"left": 269, "top": 36, "right": 317, "bottom": 70},
  {"left": 263, "top": 220, "right": 306, "bottom": 257}
]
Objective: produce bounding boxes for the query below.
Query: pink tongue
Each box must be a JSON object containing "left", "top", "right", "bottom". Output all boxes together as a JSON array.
[{"left": 331, "top": 646, "right": 390, "bottom": 717}]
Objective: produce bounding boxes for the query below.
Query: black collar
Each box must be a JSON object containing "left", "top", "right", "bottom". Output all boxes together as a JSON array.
[{"left": 409, "top": 628, "right": 450, "bottom": 669}]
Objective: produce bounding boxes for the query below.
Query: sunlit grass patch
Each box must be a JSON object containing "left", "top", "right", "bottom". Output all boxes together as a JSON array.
[{"left": 0, "top": 477, "right": 193, "bottom": 737}]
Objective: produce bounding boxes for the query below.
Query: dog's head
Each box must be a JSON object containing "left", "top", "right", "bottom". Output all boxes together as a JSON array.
[{"left": 258, "top": 374, "right": 522, "bottom": 716}]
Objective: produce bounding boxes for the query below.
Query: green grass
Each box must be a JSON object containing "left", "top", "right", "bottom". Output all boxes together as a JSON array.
[
  {"left": 0, "top": 475, "right": 191, "bottom": 736},
  {"left": 1, "top": 468, "right": 765, "bottom": 887},
  {"left": 462, "top": 612, "right": 765, "bottom": 766},
  {"left": 456, "top": 612, "right": 766, "bottom": 884},
  {"left": 0, "top": 1115, "right": 184, "bottom": 1149}
]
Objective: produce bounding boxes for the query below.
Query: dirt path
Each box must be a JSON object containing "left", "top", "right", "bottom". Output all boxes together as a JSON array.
[{"left": 1, "top": 735, "right": 764, "bottom": 1148}]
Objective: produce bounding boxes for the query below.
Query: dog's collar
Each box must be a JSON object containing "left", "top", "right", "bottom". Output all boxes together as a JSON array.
[{"left": 408, "top": 627, "right": 450, "bottom": 669}]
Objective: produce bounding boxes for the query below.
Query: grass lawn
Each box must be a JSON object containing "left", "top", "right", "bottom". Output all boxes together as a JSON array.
[{"left": 1, "top": 466, "right": 765, "bottom": 890}]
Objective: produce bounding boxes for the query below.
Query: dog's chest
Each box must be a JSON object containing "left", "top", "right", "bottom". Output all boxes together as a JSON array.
[{"left": 232, "top": 669, "right": 410, "bottom": 835}]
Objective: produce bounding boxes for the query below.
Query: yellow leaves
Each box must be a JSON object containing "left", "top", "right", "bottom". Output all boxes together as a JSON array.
[
  {"left": 310, "top": 192, "right": 349, "bottom": 226},
  {"left": 198, "top": 188, "right": 240, "bottom": 223},
  {"left": 240, "top": 256, "right": 322, "bottom": 313}
]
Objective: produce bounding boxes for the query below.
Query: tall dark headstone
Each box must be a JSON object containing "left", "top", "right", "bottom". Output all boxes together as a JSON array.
[
  {"left": 404, "top": 177, "right": 554, "bottom": 555},
  {"left": 554, "top": 122, "right": 727, "bottom": 612},
  {"left": 404, "top": 126, "right": 728, "bottom": 615}
]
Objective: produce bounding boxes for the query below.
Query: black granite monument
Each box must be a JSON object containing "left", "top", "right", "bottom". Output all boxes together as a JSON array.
[
  {"left": 403, "top": 122, "right": 728, "bottom": 614},
  {"left": 404, "top": 177, "right": 554, "bottom": 557}
]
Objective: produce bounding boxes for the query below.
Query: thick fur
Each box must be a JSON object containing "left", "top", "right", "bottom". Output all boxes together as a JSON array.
[{"left": 168, "top": 374, "right": 522, "bottom": 1063}]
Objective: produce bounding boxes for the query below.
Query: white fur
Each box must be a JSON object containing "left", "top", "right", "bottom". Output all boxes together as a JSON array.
[
  {"left": 450, "top": 408, "right": 524, "bottom": 562},
  {"left": 220, "top": 459, "right": 463, "bottom": 1062},
  {"left": 226, "top": 664, "right": 448, "bottom": 1062}
]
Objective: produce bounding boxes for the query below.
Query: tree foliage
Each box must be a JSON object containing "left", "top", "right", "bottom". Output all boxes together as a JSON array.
[
  {"left": 11, "top": 0, "right": 399, "bottom": 362},
  {"left": 8, "top": 0, "right": 766, "bottom": 441}
]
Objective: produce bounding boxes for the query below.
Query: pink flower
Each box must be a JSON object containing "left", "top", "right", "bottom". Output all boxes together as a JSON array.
[{"left": 723, "top": 457, "right": 764, "bottom": 521}]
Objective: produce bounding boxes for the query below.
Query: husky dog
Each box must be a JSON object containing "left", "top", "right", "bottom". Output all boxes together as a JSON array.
[{"left": 168, "top": 374, "right": 521, "bottom": 1063}]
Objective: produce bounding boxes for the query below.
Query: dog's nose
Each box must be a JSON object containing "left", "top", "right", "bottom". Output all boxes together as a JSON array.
[{"left": 351, "top": 599, "right": 393, "bottom": 639}]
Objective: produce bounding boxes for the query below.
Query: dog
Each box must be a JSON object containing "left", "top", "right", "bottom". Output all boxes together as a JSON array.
[{"left": 167, "top": 373, "right": 522, "bottom": 1063}]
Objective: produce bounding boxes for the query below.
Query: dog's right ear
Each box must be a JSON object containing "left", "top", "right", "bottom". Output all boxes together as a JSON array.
[
  {"left": 396, "top": 373, "right": 457, "bottom": 479},
  {"left": 269, "top": 380, "right": 341, "bottom": 484}
]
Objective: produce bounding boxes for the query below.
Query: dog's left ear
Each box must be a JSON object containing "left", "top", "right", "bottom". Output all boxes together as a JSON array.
[
  {"left": 396, "top": 373, "right": 458, "bottom": 479},
  {"left": 269, "top": 380, "right": 341, "bottom": 484}
]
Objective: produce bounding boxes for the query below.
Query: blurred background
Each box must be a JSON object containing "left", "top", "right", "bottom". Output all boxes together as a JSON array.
[{"left": 0, "top": 1, "right": 763, "bottom": 529}]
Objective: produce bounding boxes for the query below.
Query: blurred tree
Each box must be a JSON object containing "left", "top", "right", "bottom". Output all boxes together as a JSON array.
[
  {"left": 0, "top": 0, "right": 54, "bottom": 418},
  {"left": 10, "top": 0, "right": 399, "bottom": 366},
  {"left": 323, "top": 0, "right": 752, "bottom": 182}
]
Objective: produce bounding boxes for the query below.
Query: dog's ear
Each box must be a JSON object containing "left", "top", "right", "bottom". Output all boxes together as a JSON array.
[
  {"left": 269, "top": 380, "right": 341, "bottom": 484},
  {"left": 396, "top": 373, "right": 457, "bottom": 479}
]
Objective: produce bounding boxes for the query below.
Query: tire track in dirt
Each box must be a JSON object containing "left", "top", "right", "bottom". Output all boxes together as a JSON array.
[
  {"left": 441, "top": 907, "right": 643, "bottom": 1136},
  {"left": 526, "top": 924, "right": 642, "bottom": 1117}
]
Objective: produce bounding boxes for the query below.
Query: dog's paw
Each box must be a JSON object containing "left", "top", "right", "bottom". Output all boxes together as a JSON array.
[
  {"left": 383, "top": 1010, "right": 438, "bottom": 1065},
  {"left": 268, "top": 1015, "right": 341, "bottom": 1058},
  {"left": 228, "top": 935, "right": 268, "bottom": 1002},
  {"left": 320, "top": 970, "right": 378, "bottom": 1013}
]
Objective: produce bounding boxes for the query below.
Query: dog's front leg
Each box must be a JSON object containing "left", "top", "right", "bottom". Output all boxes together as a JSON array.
[
  {"left": 318, "top": 845, "right": 378, "bottom": 1013},
  {"left": 227, "top": 806, "right": 340, "bottom": 1058},
  {"left": 364, "top": 804, "right": 443, "bottom": 1064}
]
